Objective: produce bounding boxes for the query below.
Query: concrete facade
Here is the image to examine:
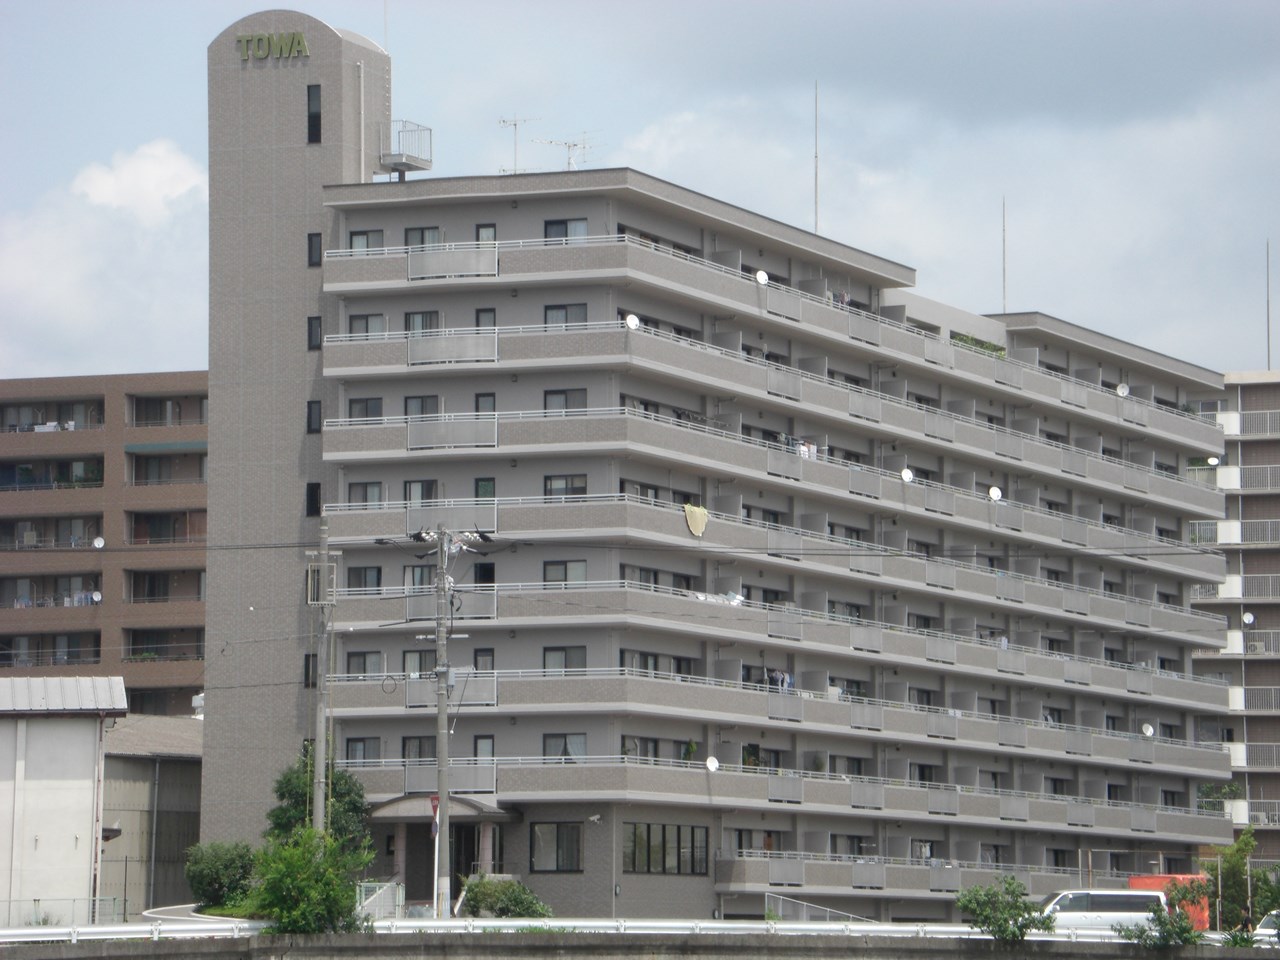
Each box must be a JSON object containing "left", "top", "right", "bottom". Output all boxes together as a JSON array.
[
  {"left": 203, "top": 10, "right": 1236, "bottom": 921},
  {"left": 1191, "top": 371, "right": 1280, "bottom": 861},
  {"left": 0, "top": 372, "right": 207, "bottom": 715}
]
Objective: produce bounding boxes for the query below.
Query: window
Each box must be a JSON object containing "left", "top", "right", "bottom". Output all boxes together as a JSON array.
[
  {"left": 347, "top": 651, "right": 383, "bottom": 674},
  {"left": 306, "top": 84, "right": 321, "bottom": 143},
  {"left": 402, "top": 736, "right": 436, "bottom": 759},
  {"left": 404, "top": 648, "right": 436, "bottom": 677},
  {"left": 474, "top": 649, "right": 495, "bottom": 670},
  {"left": 543, "top": 733, "right": 586, "bottom": 758},
  {"left": 543, "top": 560, "right": 587, "bottom": 584},
  {"left": 475, "top": 393, "right": 495, "bottom": 413},
  {"left": 404, "top": 311, "right": 439, "bottom": 334},
  {"left": 348, "top": 397, "right": 383, "bottom": 418},
  {"left": 543, "top": 646, "right": 586, "bottom": 670},
  {"left": 475, "top": 308, "right": 496, "bottom": 328},
  {"left": 530, "top": 822, "right": 581, "bottom": 872},
  {"left": 349, "top": 314, "right": 386, "bottom": 335},
  {"left": 405, "top": 226, "right": 441, "bottom": 247},
  {"left": 622, "top": 735, "right": 660, "bottom": 758},
  {"left": 624, "top": 823, "right": 708, "bottom": 875},
  {"left": 404, "top": 395, "right": 439, "bottom": 417},
  {"left": 544, "top": 474, "right": 587, "bottom": 497},
  {"left": 404, "top": 479, "right": 437, "bottom": 503},
  {"left": 346, "top": 566, "right": 382, "bottom": 590},
  {"left": 474, "top": 477, "right": 495, "bottom": 498},
  {"left": 303, "top": 653, "right": 317, "bottom": 689},
  {"left": 345, "top": 737, "right": 380, "bottom": 762},
  {"left": 307, "top": 316, "right": 322, "bottom": 350},
  {"left": 306, "top": 482, "right": 322, "bottom": 517},
  {"left": 403, "top": 565, "right": 436, "bottom": 589},
  {"left": 545, "top": 219, "right": 588, "bottom": 240},
  {"left": 347, "top": 481, "right": 382, "bottom": 504},
  {"left": 307, "top": 233, "right": 322, "bottom": 267},
  {"left": 544, "top": 303, "right": 588, "bottom": 326},
  {"left": 476, "top": 224, "right": 496, "bottom": 243},
  {"left": 306, "top": 401, "right": 322, "bottom": 434},
  {"left": 349, "top": 230, "right": 384, "bottom": 252},
  {"left": 473, "top": 562, "right": 495, "bottom": 586},
  {"left": 544, "top": 389, "right": 587, "bottom": 411},
  {"left": 474, "top": 734, "right": 494, "bottom": 758}
]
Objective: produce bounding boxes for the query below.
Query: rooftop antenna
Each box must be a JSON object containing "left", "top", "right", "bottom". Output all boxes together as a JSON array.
[
  {"left": 1268, "top": 238, "right": 1273, "bottom": 371},
  {"left": 534, "top": 134, "right": 589, "bottom": 171},
  {"left": 499, "top": 116, "right": 538, "bottom": 175}
]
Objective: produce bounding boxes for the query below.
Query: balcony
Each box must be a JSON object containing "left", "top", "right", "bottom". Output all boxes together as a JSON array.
[
  {"left": 320, "top": 233, "right": 1220, "bottom": 452},
  {"left": 334, "top": 752, "right": 1231, "bottom": 845},
  {"left": 323, "top": 319, "right": 1221, "bottom": 520},
  {"left": 0, "top": 632, "right": 100, "bottom": 668},
  {"left": 328, "top": 493, "right": 1223, "bottom": 647},
  {"left": 328, "top": 666, "right": 1229, "bottom": 778},
  {"left": 324, "top": 403, "right": 1223, "bottom": 536},
  {"left": 123, "top": 628, "right": 204, "bottom": 662}
]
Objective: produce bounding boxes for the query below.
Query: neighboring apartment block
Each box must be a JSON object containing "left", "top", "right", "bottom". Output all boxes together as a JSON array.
[
  {"left": 1192, "top": 371, "right": 1280, "bottom": 860},
  {"left": 0, "top": 372, "right": 207, "bottom": 715},
  {"left": 203, "top": 10, "right": 1236, "bottom": 920}
]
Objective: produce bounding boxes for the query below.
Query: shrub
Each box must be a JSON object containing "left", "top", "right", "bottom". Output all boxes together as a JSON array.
[
  {"left": 460, "top": 874, "right": 553, "bottom": 918},
  {"left": 184, "top": 841, "right": 256, "bottom": 908},
  {"left": 955, "top": 875, "right": 1054, "bottom": 943},
  {"left": 1112, "top": 900, "right": 1203, "bottom": 948},
  {"left": 254, "top": 826, "right": 373, "bottom": 933}
]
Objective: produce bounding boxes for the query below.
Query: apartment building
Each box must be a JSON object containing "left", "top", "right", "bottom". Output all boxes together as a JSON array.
[
  {"left": 0, "top": 372, "right": 207, "bottom": 715},
  {"left": 203, "top": 10, "right": 1235, "bottom": 920},
  {"left": 1192, "top": 371, "right": 1280, "bottom": 860}
]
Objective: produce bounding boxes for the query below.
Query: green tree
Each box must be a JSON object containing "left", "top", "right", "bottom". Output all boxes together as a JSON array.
[
  {"left": 184, "top": 841, "right": 255, "bottom": 908},
  {"left": 460, "top": 874, "right": 553, "bottom": 918},
  {"left": 955, "top": 875, "right": 1054, "bottom": 943},
  {"left": 265, "top": 746, "right": 370, "bottom": 852},
  {"left": 1202, "top": 826, "right": 1257, "bottom": 929},
  {"left": 254, "top": 826, "right": 374, "bottom": 933}
]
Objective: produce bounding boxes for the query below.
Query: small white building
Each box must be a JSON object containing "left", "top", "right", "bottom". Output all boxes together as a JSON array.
[{"left": 0, "top": 676, "right": 127, "bottom": 925}]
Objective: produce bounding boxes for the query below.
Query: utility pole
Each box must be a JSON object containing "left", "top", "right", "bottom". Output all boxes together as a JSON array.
[{"left": 434, "top": 523, "right": 452, "bottom": 917}]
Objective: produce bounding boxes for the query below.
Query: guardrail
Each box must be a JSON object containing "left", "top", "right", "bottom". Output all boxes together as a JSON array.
[{"left": 0, "top": 915, "right": 1168, "bottom": 945}]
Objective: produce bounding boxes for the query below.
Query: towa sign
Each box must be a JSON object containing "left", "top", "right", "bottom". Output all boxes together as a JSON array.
[{"left": 236, "top": 33, "right": 309, "bottom": 61}]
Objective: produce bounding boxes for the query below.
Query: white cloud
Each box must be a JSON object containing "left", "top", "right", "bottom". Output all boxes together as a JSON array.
[
  {"left": 71, "top": 140, "right": 206, "bottom": 228},
  {"left": 0, "top": 143, "right": 207, "bottom": 379}
]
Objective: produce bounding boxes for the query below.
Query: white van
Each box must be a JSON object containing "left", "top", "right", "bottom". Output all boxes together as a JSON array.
[{"left": 1040, "top": 889, "right": 1167, "bottom": 930}]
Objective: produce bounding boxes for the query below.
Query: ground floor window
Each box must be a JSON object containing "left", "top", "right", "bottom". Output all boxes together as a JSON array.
[
  {"left": 530, "top": 822, "right": 582, "bottom": 872},
  {"left": 622, "top": 823, "right": 708, "bottom": 875}
]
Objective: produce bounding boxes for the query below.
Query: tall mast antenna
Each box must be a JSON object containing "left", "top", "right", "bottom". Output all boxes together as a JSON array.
[
  {"left": 814, "top": 81, "right": 819, "bottom": 233},
  {"left": 1002, "top": 197, "right": 1007, "bottom": 314},
  {"left": 499, "top": 117, "right": 538, "bottom": 174},
  {"left": 1268, "top": 238, "right": 1273, "bottom": 370}
]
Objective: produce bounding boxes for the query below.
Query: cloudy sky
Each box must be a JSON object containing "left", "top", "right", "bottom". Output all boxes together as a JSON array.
[{"left": 1, "top": 0, "right": 1277, "bottom": 379}]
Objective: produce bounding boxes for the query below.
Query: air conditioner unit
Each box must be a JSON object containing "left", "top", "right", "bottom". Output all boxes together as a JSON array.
[
  {"left": 1249, "top": 642, "right": 1266, "bottom": 655},
  {"left": 21, "top": 531, "right": 37, "bottom": 547}
]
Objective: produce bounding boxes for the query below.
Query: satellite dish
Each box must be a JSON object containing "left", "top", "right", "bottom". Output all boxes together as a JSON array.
[
  {"left": 92, "top": 536, "right": 105, "bottom": 550},
  {"left": 1115, "top": 383, "right": 1130, "bottom": 397},
  {"left": 988, "top": 486, "right": 1003, "bottom": 502},
  {"left": 900, "top": 468, "right": 914, "bottom": 483},
  {"left": 624, "top": 313, "right": 640, "bottom": 330},
  {"left": 705, "top": 756, "right": 720, "bottom": 772},
  {"left": 1207, "top": 456, "right": 1220, "bottom": 466},
  {"left": 755, "top": 269, "right": 770, "bottom": 286},
  {"left": 1244, "top": 612, "right": 1256, "bottom": 626},
  {"left": 91, "top": 591, "right": 103, "bottom": 604},
  {"left": 1141, "top": 723, "right": 1155, "bottom": 737}
]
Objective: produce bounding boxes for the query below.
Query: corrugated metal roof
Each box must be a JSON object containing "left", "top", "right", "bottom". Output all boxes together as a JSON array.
[
  {"left": 0, "top": 676, "right": 127, "bottom": 715},
  {"left": 105, "top": 713, "right": 203, "bottom": 759}
]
